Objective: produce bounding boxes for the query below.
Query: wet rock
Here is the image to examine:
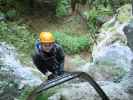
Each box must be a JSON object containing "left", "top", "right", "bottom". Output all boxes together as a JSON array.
[
  {"left": 123, "top": 19, "right": 133, "bottom": 51},
  {"left": 49, "top": 82, "right": 129, "bottom": 100},
  {"left": 116, "top": 4, "right": 132, "bottom": 23},
  {"left": 79, "top": 4, "right": 133, "bottom": 82},
  {"left": 122, "top": 19, "right": 133, "bottom": 97},
  {"left": 0, "top": 42, "right": 44, "bottom": 100}
]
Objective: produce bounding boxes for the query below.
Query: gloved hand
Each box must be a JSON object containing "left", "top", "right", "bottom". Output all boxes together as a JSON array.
[
  {"left": 45, "top": 71, "right": 52, "bottom": 76},
  {"left": 47, "top": 74, "right": 55, "bottom": 80}
]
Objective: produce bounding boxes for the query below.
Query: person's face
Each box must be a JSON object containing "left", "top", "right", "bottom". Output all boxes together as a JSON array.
[{"left": 41, "top": 42, "right": 54, "bottom": 52}]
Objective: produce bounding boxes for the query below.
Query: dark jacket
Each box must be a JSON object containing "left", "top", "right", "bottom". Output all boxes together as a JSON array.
[{"left": 32, "top": 40, "right": 65, "bottom": 75}]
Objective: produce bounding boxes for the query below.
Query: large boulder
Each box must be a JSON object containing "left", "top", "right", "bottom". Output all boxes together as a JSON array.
[
  {"left": 75, "top": 4, "right": 133, "bottom": 82},
  {"left": 0, "top": 42, "right": 44, "bottom": 100},
  {"left": 48, "top": 82, "right": 129, "bottom": 100},
  {"left": 121, "top": 19, "right": 133, "bottom": 98},
  {"left": 123, "top": 19, "right": 133, "bottom": 51}
]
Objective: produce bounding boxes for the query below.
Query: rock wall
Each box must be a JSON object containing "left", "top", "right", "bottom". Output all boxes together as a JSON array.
[{"left": 0, "top": 42, "right": 44, "bottom": 100}]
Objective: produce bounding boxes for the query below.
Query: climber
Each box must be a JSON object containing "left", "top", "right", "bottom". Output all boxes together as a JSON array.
[{"left": 32, "top": 32, "right": 65, "bottom": 80}]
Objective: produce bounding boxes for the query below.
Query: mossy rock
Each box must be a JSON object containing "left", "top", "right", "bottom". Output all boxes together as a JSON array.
[{"left": 117, "top": 4, "right": 133, "bottom": 23}]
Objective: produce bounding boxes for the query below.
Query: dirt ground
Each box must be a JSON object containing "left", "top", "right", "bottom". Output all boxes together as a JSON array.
[
  {"left": 64, "top": 52, "right": 92, "bottom": 71},
  {"left": 24, "top": 14, "right": 88, "bottom": 35}
]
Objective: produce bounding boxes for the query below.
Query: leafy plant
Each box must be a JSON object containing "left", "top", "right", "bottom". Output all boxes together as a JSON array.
[
  {"left": 83, "top": 5, "right": 113, "bottom": 38},
  {"left": 0, "top": 21, "right": 36, "bottom": 59},
  {"left": 35, "top": 88, "right": 57, "bottom": 100},
  {"left": 6, "top": 10, "right": 17, "bottom": 20},
  {"left": 56, "top": 0, "right": 70, "bottom": 17},
  {"left": 88, "top": 0, "right": 130, "bottom": 13},
  {"left": 53, "top": 32, "right": 92, "bottom": 54}
]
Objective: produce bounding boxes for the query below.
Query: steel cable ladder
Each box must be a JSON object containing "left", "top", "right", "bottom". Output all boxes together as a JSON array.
[{"left": 27, "top": 72, "right": 110, "bottom": 100}]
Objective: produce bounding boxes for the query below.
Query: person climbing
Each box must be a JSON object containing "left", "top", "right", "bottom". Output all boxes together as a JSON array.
[{"left": 32, "top": 32, "right": 65, "bottom": 80}]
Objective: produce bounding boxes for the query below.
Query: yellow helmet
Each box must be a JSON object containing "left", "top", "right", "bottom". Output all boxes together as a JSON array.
[{"left": 39, "top": 32, "right": 55, "bottom": 43}]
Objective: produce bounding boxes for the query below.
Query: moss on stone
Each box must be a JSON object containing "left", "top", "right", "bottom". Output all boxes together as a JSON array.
[
  {"left": 101, "top": 17, "right": 116, "bottom": 32},
  {"left": 109, "top": 27, "right": 117, "bottom": 32},
  {"left": 117, "top": 4, "right": 132, "bottom": 23}
]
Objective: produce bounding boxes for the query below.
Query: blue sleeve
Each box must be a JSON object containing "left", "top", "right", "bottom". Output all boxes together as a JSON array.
[{"left": 35, "top": 40, "right": 41, "bottom": 54}]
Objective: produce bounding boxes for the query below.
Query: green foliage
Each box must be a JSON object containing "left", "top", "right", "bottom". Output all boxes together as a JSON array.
[
  {"left": 36, "top": 92, "right": 51, "bottom": 100},
  {"left": 0, "top": 0, "right": 33, "bottom": 18},
  {"left": 6, "top": 10, "right": 17, "bottom": 19},
  {"left": 83, "top": 0, "right": 130, "bottom": 35},
  {"left": 36, "top": 88, "right": 57, "bottom": 100},
  {"left": 88, "top": 0, "right": 130, "bottom": 8},
  {"left": 84, "top": 6, "right": 113, "bottom": 34},
  {"left": 18, "top": 86, "right": 35, "bottom": 100},
  {"left": 56, "top": 0, "right": 70, "bottom": 17},
  {"left": 88, "top": 0, "right": 131, "bottom": 13},
  {"left": 53, "top": 32, "right": 92, "bottom": 54},
  {"left": 85, "top": 7, "right": 98, "bottom": 33},
  {"left": 0, "top": 0, "right": 14, "bottom": 3},
  {"left": 0, "top": 0, "right": 21, "bottom": 19},
  {"left": 0, "top": 21, "right": 36, "bottom": 58},
  {"left": 0, "top": 11, "right": 5, "bottom": 17},
  {"left": 81, "top": 6, "right": 113, "bottom": 45}
]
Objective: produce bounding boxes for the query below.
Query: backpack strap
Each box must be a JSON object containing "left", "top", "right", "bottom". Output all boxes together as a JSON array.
[{"left": 35, "top": 39, "right": 41, "bottom": 54}]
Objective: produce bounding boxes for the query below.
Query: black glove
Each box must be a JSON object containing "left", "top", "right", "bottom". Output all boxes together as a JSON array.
[{"left": 48, "top": 74, "right": 55, "bottom": 80}]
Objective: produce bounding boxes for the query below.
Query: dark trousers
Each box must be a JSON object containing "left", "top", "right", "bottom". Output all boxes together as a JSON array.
[{"left": 32, "top": 54, "right": 62, "bottom": 75}]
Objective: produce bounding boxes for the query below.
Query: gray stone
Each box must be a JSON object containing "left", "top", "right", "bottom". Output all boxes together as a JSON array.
[
  {"left": 0, "top": 42, "right": 44, "bottom": 100},
  {"left": 122, "top": 20, "right": 133, "bottom": 96},
  {"left": 123, "top": 19, "right": 133, "bottom": 51},
  {"left": 49, "top": 82, "right": 130, "bottom": 100}
]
